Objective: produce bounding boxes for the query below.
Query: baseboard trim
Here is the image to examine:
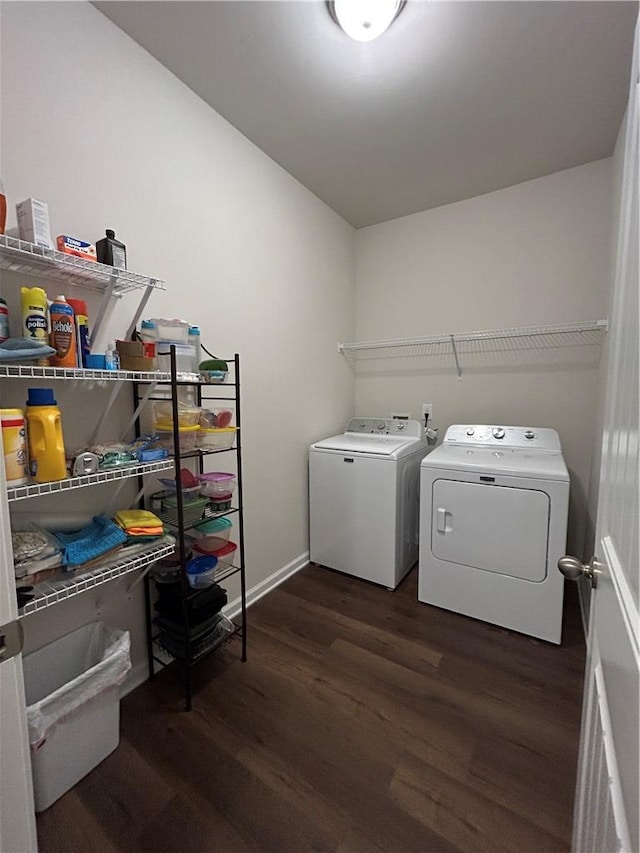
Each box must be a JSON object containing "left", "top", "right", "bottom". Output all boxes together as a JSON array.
[
  {"left": 224, "top": 550, "right": 309, "bottom": 619},
  {"left": 122, "top": 551, "right": 310, "bottom": 697}
]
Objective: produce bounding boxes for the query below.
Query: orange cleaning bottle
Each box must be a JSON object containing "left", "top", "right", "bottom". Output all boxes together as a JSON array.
[
  {"left": 49, "top": 295, "right": 77, "bottom": 368},
  {"left": 25, "top": 388, "right": 67, "bottom": 482}
]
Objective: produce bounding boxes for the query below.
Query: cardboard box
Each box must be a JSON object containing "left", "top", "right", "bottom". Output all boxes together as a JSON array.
[
  {"left": 116, "top": 339, "right": 157, "bottom": 371},
  {"left": 56, "top": 235, "right": 97, "bottom": 262},
  {"left": 16, "top": 198, "right": 53, "bottom": 248}
]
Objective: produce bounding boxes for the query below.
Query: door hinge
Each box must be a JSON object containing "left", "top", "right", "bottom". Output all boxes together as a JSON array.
[{"left": 0, "top": 619, "right": 24, "bottom": 664}]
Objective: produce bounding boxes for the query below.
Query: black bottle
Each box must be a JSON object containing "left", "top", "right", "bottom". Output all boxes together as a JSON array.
[{"left": 96, "top": 229, "right": 127, "bottom": 269}]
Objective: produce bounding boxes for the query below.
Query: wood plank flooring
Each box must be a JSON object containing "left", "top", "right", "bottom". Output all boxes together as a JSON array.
[{"left": 36, "top": 565, "right": 586, "bottom": 853}]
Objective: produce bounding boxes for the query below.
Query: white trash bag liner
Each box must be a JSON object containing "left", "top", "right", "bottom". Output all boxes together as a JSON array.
[{"left": 23, "top": 622, "right": 131, "bottom": 749}]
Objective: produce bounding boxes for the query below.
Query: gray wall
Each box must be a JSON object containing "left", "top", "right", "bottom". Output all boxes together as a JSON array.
[
  {"left": 0, "top": 1, "right": 356, "bottom": 684},
  {"left": 354, "top": 160, "right": 614, "bottom": 555}
]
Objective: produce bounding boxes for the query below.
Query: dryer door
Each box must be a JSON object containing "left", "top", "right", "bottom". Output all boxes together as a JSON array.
[{"left": 431, "top": 480, "right": 549, "bottom": 581}]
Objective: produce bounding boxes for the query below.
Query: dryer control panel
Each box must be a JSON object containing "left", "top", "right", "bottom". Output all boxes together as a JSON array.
[
  {"left": 345, "top": 417, "right": 423, "bottom": 439},
  {"left": 443, "top": 424, "right": 562, "bottom": 451}
]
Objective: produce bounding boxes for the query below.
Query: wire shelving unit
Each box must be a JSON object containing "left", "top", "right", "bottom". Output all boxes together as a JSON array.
[
  {"left": 0, "top": 234, "right": 166, "bottom": 342},
  {"left": 338, "top": 319, "right": 608, "bottom": 377},
  {"left": 18, "top": 538, "right": 175, "bottom": 617},
  {"left": 7, "top": 459, "right": 174, "bottom": 503},
  {"left": 0, "top": 364, "right": 171, "bottom": 382}
]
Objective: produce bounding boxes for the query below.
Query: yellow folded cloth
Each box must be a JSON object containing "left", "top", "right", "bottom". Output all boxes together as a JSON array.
[
  {"left": 114, "top": 509, "right": 162, "bottom": 530},
  {"left": 125, "top": 526, "right": 164, "bottom": 537}
]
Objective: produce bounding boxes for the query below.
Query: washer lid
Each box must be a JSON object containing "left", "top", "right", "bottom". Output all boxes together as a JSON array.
[
  {"left": 421, "top": 443, "right": 569, "bottom": 481},
  {"left": 311, "top": 433, "right": 423, "bottom": 459}
]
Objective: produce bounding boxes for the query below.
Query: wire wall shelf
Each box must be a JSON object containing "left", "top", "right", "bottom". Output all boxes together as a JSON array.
[
  {"left": 7, "top": 459, "right": 174, "bottom": 503},
  {"left": 338, "top": 320, "right": 608, "bottom": 377},
  {"left": 0, "top": 234, "right": 166, "bottom": 294},
  {"left": 0, "top": 364, "right": 172, "bottom": 382},
  {"left": 18, "top": 537, "right": 175, "bottom": 617}
]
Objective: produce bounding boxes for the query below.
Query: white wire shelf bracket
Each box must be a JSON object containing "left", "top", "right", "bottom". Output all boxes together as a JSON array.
[
  {"left": 18, "top": 538, "right": 176, "bottom": 617},
  {"left": 0, "top": 364, "right": 171, "bottom": 382},
  {"left": 7, "top": 459, "right": 175, "bottom": 503},
  {"left": 0, "top": 233, "right": 166, "bottom": 295},
  {"left": 338, "top": 319, "right": 608, "bottom": 377}
]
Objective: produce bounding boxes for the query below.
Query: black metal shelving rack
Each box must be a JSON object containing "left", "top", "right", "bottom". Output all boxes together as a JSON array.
[{"left": 133, "top": 348, "right": 247, "bottom": 711}]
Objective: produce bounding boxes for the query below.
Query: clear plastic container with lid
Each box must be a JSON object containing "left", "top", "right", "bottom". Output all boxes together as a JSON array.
[
  {"left": 194, "top": 516, "right": 232, "bottom": 543},
  {"left": 197, "top": 427, "right": 236, "bottom": 451},
  {"left": 157, "top": 344, "right": 197, "bottom": 375},
  {"left": 153, "top": 402, "right": 202, "bottom": 428},
  {"left": 197, "top": 472, "right": 236, "bottom": 497},
  {"left": 151, "top": 318, "right": 189, "bottom": 344},
  {"left": 155, "top": 424, "right": 200, "bottom": 455},
  {"left": 185, "top": 554, "right": 219, "bottom": 589},
  {"left": 193, "top": 538, "right": 237, "bottom": 571}
]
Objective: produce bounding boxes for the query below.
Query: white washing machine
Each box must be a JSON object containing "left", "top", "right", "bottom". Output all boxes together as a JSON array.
[
  {"left": 418, "top": 424, "right": 569, "bottom": 644},
  {"left": 310, "top": 417, "right": 427, "bottom": 589}
]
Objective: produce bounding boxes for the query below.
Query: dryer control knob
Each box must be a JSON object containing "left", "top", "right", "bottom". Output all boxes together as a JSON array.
[
  {"left": 492, "top": 427, "right": 505, "bottom": 439},
  {"left": 524, "top": 430, "right": 535, "bottom": 439},
  {"left": 376, "top": 421, "right": 385, "bottom": 431},
  {"left": 466, "top": 428, "right": 475, "bottom": 436}
]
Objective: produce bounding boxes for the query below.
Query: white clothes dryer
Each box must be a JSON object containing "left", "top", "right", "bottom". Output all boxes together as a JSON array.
[
  {"left": 310, "top": 418, "right": 427, "bottom": 589},
  {"left": 418, "top": 424, "right": 569, "bottom": 644}
]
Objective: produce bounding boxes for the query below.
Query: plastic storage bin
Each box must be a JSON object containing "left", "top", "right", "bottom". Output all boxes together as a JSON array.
[
  {"left": 194, "top": 515, "right": 232, "bottom": 543},
  {"left": 155, "top": 424, "right": 200, "bottom": 455},
  {"left": 197, "top": 427, "right": 236, "bottom": 451},
  {"left": 151, "top": 318, "right": 189, "bottom": 343},
  {"left": 199, "top": 358, "right": 229, "bottom": 384},
  {"left": 198, "top": 472, "right": 236, "bottom": 497},
  {"left": 157, "top": 344, "right": 197, "bottom": 375},
  {"left": 162, "top": 493, "right": 210, "bottom": 526},
  {"left": 23, "top": 622, "right": 131, "bottom": 812},
  {"left": 186, "top": 554, "right": 219, "bottom": 588},
  {"left": 154, "top": 402, "right": 202, "bottom": 427},
  {"left": 199, "top": 408, "right": 233, "bottom": 429},
  {"left": 193, "top": 538, "right": 237, "bottom": 571},
  {"left": 206, "top": 493, "right": 233, "bottom": 512},
  {"left": 158, "top": 481, "right": 201, "bottom": 503}
]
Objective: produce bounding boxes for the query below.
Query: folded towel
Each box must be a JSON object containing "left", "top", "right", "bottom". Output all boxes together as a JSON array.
[
  {"left": 125, "top": 526, "right": 164, "bottom": 537},
  {"left": 56, "top": 516, "right": 127, "bottom": 568},
  {"left": 0, "top": 337, "right": 56, "bottom": 362},
  {"left": 114, "top": 509, "right": 162, "bottom": 530}
]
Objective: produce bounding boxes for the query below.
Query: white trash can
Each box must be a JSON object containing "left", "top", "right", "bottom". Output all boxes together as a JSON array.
[{"left": 23, "top": 622, "right": 131, "bottom": 812}]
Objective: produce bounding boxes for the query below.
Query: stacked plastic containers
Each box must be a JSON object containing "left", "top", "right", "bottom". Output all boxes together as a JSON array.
[
  {"left": 192, "top": 510, "right": 238, "bottom": 574},
  {"left": 152, "top": 401, "right": 201, "bottom": 455},
  {"left": 141, "top": 319, "right": 198, "bottom": 376},
  {"left": 197, "top": 407, "right": 236, "bottom": 452}
]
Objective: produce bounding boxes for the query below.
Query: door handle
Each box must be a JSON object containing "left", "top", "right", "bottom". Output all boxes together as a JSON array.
[
  {"left": 557, "top": 555, "right": 599, "bottom": 589},
  {"left": 436, "top": 507, "right": 452, "bottom": 533},
  {"left": 0, "top": 619, "right": 24, "bottom": 663}
]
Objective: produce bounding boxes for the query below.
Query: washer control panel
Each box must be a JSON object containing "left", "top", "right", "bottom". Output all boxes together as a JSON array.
[
  {"left": 444, "top": 424, "right": 562, "bottom": 451},
  {"left": 346, "top": 417, "right": 423, "bottom": 439}
]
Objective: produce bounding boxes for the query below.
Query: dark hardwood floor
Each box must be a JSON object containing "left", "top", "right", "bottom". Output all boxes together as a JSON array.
[{"left": 37, "top": 565, "right": 586, "bottom": 853}]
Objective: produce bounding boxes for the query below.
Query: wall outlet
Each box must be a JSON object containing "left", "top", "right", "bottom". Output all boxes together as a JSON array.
[{"left": 422, "top": 403, "right": 434, "bottom": 421}]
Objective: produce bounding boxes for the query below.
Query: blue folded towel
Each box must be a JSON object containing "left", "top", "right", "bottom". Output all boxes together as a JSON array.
[
  {"left": 56, "top": 516, "right": 127, "bottom": 568},
  {"left": 0, "top": 337, "right": 56, "bottom": 362}
]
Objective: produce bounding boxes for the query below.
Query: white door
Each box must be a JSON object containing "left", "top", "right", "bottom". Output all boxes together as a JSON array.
[
  {"left": 0, "top": 433, "right": 37, "bottom": 851},
  {"left": 564, "top": 17, "right": 639, "bottom": 852}
]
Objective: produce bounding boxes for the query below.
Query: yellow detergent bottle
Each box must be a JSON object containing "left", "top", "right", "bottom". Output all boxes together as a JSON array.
[
  {"left": 21, "top": 286, "right": 50, "bottom": 366},
  {"left": 25, "top": 388, "right": 67, "bottom": 482}
]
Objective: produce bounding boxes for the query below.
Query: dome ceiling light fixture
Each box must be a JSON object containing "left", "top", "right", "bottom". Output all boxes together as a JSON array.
[{"left": 328, "top": 0, "right": 406, "bottom": 43}]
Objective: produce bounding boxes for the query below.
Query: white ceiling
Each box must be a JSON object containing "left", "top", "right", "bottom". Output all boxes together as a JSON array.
[{"left": 94, "top": 1, "right": 637, "bottom": 228}]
